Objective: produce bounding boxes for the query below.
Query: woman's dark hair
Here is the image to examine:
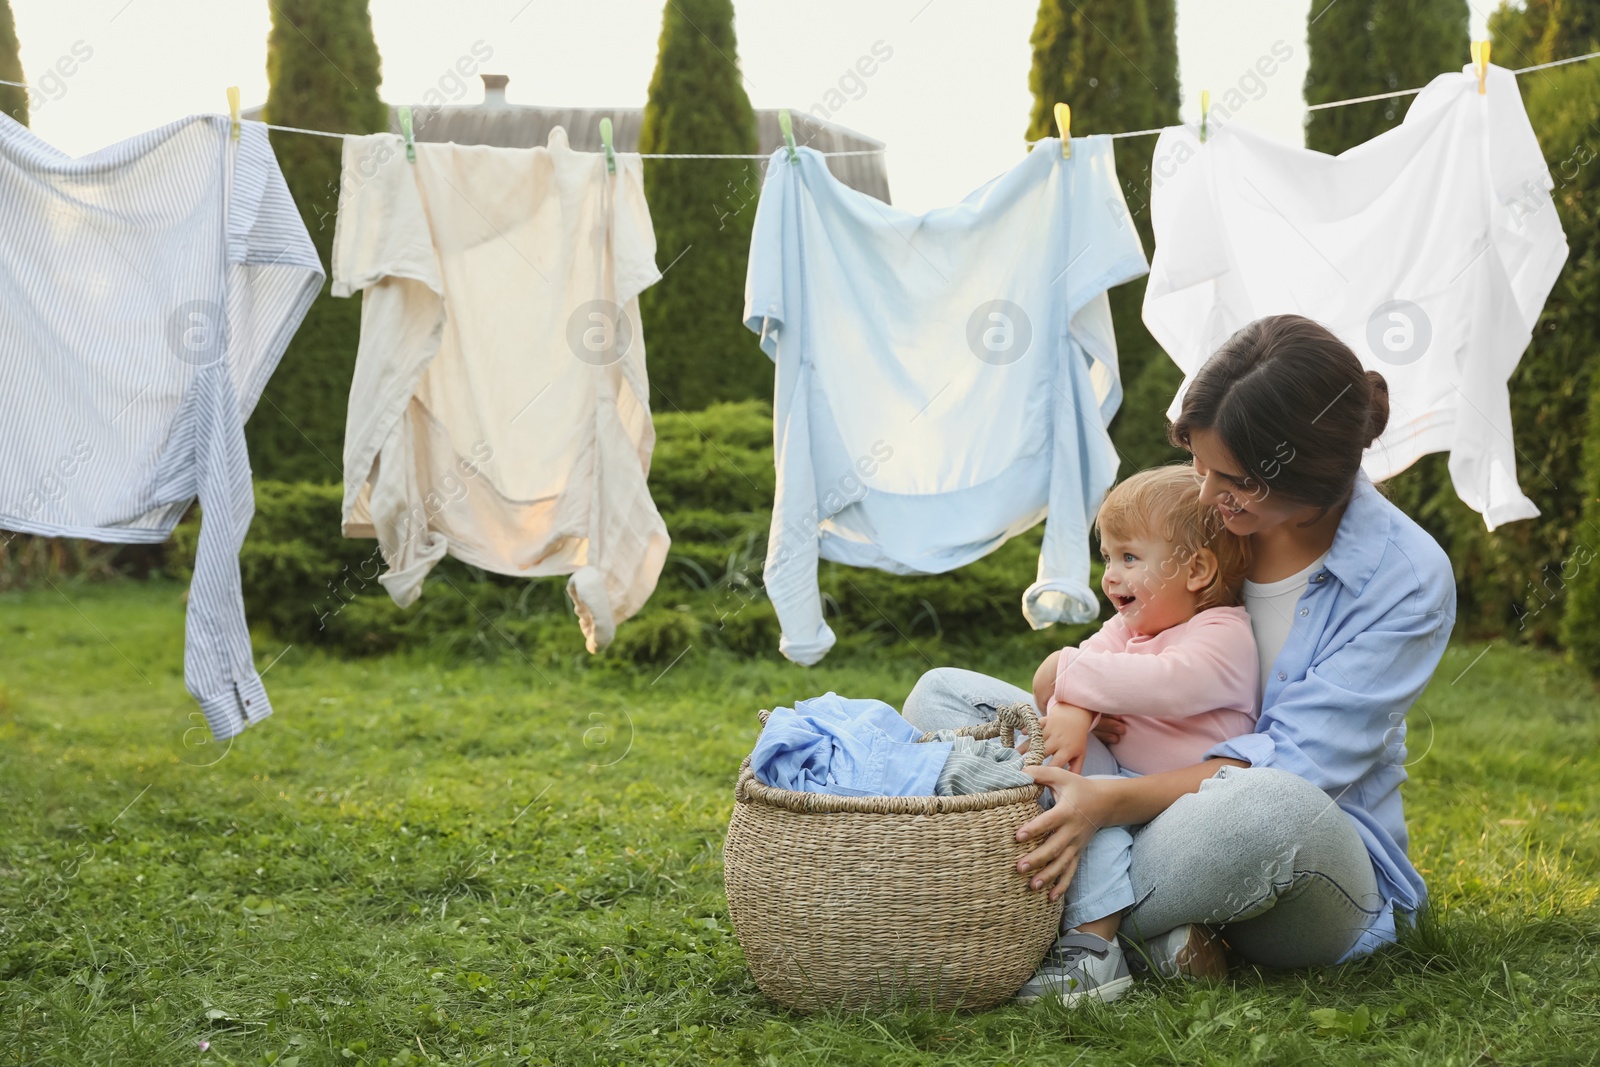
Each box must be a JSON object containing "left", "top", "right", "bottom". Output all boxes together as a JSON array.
[{"left": 1168, "top": 314, "right": 1389, "bottom": 511}]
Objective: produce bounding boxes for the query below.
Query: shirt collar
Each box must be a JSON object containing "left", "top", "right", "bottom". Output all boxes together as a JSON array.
[{"left": 1321, "top": 473, "right": 1390, "bottom": 596}]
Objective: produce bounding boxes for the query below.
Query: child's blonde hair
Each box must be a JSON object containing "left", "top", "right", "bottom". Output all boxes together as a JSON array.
[{"left": 1095, "top": 464, "right": 1252, "bottom": 610}]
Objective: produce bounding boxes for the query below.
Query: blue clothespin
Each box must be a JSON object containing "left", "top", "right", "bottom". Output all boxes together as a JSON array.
[
  {"left": 599, "top": 117, "right": 616, "bottom": 175},
  {"left": 778, "top": 108, "right": 797, "bottom": 163},
  {"left": 398, "top": 106, "right": 416, "bottom": 162}
]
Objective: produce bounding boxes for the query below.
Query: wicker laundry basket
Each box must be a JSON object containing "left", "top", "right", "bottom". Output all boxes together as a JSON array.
[{"left": 723, "top": 702, "right": 1064, "bottom": 1013}]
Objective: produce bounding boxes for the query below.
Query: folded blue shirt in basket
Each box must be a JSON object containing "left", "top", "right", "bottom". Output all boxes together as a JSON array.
[
  {"left": 749, "top": 695, "right": 1035, "bottom": 797},
  {"left": 751, "top": 693, "right": 953, "bottom": 797}
]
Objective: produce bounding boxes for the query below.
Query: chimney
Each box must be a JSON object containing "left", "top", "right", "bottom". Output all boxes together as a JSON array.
[{"left": 482, "top": 74, "right": 509, "bottom": 108}]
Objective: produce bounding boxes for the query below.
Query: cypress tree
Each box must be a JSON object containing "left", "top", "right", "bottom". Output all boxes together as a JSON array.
[
  {"left": 246, "top": 0, "right": 387, "bottom": 482},
  {"left": 1305, "top": 0, "right": 1469, "bottom": 155},
  {"left": 637, "top": 0, "right": 764, "bottom": 413},
  {"left": 1026, "top": 0, "right": 1184, "bottom": 474},
  {"left": 1490, "top": 0, "right": 1600, "bottom": 66},
  {"left": 0, "top": 0, "right": 25, "bottom": 126}
]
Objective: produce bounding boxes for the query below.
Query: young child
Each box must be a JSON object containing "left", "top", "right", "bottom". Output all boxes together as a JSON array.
[{"left": 1016, "top": 464, "right": 1258, "bottom": 1005}]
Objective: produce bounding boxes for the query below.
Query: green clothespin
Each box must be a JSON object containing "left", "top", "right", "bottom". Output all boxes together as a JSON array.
[
  {"left": 599, "top": 117, "right": 616, "bottom": 175},
  {"left": 1199, "top": 90, "right": 1210, "bottom": 144},
  {"left": 398, "top": 106, "right": 416, "bottom": 162},
  {"left": 778, "top": 108, "right": 797, "bottom": 162}
]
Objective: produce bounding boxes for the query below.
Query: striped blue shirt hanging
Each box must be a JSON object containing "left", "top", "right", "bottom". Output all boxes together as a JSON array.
[{"left": 0, "top": 113, "right": 323, "bottom": 740}]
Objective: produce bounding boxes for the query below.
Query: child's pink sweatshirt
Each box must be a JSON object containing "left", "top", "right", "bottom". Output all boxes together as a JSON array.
[{"left": 1053, "top": 605, "right": 1259, "bottom": 775}]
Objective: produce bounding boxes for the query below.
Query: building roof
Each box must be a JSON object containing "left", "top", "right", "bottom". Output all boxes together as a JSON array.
[
  {"left": 394, "top": 97, "right": 889, "bottom": 203},
  {"left": 247, "top": 76, "right": 890, "bottom": 203}
]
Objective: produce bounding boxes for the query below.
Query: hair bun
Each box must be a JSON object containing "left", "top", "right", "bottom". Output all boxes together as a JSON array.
[{"left": 1364, "top": 369, "right": 1390, "bottom": 446}]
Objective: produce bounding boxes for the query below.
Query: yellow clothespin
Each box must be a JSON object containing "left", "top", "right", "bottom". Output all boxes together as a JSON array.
[
  {"left": 599, "top": 117, "right": 616, "bottom": 175},
  {"left": 1054, "top": 102, "right": 1071, "bottom": 158},
  {"left": 398, "top": 106, "right": 415, "bottom": 162},
  {"left": 1471, "top": 39, "right": 1491, "bottom": 95},
  {"left": 778, "top": 108, "right": 798, "bottom": 162},
  {"left": 1200, "top": 89, "right": 1210, "bottom": 143},
  {"left": 226, "top": 86, "right": 240, "bottom": 140}
]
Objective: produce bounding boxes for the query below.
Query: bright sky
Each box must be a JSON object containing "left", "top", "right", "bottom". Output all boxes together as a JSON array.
[{"left": 14, "top": 0, "right": 1489, "bottom": 213}]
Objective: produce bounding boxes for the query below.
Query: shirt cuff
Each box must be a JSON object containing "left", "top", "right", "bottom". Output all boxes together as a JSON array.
[
  {"left": 1204, "top": 731, "right": 1274, "bottom": 766},
  {"left": 1022, "top": 578, "right": 1099, "bottom": 628},
  {"left": 779, "top": 621, "right": 837, "bottom": 667},
  {"left": 194, "top": 672, "right": 273, "bottom": 741},
  {"left": 1337, "top": 903, "right": 1397, "bottom": 963}
]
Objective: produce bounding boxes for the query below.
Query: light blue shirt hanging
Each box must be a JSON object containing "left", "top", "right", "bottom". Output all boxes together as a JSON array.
[{"left": 743, "top": 136, "right": 1148, "bottom": 665}]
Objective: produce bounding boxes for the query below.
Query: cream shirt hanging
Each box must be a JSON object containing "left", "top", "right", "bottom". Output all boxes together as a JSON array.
[{"left": 332, "top": 127, "right": 668, "bottom": 652}]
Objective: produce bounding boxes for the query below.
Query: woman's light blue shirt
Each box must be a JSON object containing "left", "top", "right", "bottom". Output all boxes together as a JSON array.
[{"left": 1205, "top": 474, "right": 1455, "bottom": 953}]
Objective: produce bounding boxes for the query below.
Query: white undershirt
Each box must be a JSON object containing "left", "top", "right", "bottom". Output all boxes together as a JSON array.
[{"left": 1242, "top": 553, "right": 1329, "bottom": 700}]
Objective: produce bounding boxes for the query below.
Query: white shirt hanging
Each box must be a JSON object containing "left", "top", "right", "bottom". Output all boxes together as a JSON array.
[
  {"left": 332, "top": 128, "right": 669, "bottom": 653},
  {"left": 1144, "top": 63, "right": 1568, "bottom": 530}
]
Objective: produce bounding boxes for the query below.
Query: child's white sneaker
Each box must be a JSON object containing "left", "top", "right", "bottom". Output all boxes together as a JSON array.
[{"left": 1014, "top": 931, "right": 1133, "bottom": 1006}]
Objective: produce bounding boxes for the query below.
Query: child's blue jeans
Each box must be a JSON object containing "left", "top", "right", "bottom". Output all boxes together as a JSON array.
[{"left": 1062, "top": 735, "right": 1143, "bottom": 931}]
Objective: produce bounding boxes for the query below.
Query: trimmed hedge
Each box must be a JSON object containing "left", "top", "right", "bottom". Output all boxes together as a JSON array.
[
  {"left": 1562, "top": 366, "right": 1600, "bottom": 675},
  {"left": 173, "top": 400, "right": 1098, "bottom": 666}
]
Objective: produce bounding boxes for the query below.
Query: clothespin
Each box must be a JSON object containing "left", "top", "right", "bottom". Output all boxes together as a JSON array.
[
  {"left": 226, "top": 86, "right": 240, "bottom": 140},
  {"left": 1199, "top": 89, "right": 1210, "bottom": 143},
  {"left": 599, "top": 117, "right": 615, "bottom": 175},
  {"left": 1054, "top": 102, "right": 1071, "bottom": 159},
  {"left": 1471, "top": 39, "right": 1492, "bottom": 95},
  {"left": 778, "top": 108, "right": 797, "bottom": 162},
  {"left": 398, "top": 106, "right": 415, "bottom": 162}
]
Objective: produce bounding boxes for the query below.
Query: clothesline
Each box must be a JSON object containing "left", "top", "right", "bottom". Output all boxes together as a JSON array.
[
  {"left": 1098, "top": 46, "right": 1600, "bottom": 136},
  {"left": 1306, "top": 46, "right": 1600, "bottom": 110},
  {"left": 3, "top": 47, "right": 1598, "bottom": 151}
]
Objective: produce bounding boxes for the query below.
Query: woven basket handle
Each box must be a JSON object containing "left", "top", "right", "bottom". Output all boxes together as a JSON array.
[{"left": 926, "top": 701, "right": 1046, "bottom": 768}]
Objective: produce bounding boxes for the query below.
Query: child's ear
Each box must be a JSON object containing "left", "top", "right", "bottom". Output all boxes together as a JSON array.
[{"left": 1185, "top": 547, "right": 1219, "bottom": 596}]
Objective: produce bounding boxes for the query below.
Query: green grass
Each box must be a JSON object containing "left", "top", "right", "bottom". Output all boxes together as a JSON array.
[{"left": 1, "top": 580, "right": 1598, "bottom": 1066}]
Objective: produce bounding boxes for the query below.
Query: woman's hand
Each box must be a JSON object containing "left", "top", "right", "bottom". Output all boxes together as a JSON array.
[
  {"left": 1091, "top": 714, "right": 1127, "bottom": 746},
  {"left": 1015, "top": 766, "right": 1112, "bottom": 900}
]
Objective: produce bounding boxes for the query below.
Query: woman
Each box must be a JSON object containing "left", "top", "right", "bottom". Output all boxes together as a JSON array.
[{"left": 902, "top": 314, "right": 1455, "bottom": 997}]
